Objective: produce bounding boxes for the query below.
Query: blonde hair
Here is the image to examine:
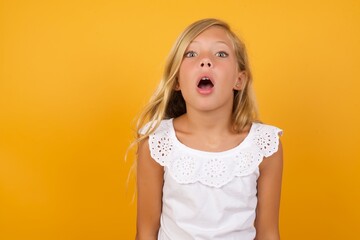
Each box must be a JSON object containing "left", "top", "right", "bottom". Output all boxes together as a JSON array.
[{"left": 136, "top": 18, "right": 258, "bottom": 142}]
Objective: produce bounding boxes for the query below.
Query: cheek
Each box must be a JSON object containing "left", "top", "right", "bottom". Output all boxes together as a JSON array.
[
  {"left": 179, "top": 60, "right": 191, "bottom": 72},
  {"left": 226, "top": 60, "right": 240, "bottom": 77},
  {"left": 178, "top": 61, "right": 193, "bottom": 83},
  {"left": 218, "top": 62, "right": 238, "bottom": 80}
]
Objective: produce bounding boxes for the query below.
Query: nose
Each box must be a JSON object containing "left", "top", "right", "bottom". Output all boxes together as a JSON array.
[{"left": 200, "top": 59, "right": 212, "bottom": 68}]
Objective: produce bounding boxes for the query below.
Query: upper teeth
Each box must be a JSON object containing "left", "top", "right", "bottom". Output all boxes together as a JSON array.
[{"left": 201, "top": 77, "right": 210, "bottom": 81}]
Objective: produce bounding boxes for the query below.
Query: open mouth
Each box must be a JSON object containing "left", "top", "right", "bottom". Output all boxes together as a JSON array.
[{"left": 197, "top": 77, "right": 214, "bottom": 89}]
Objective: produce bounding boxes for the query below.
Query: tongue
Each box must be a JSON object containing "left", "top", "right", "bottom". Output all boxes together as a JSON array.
[
  {"left": 198, "top": 80, "right": 213, "bottom": 89},
  {"left": 199, "top": 83, "right": 213, "bottom": 89}
]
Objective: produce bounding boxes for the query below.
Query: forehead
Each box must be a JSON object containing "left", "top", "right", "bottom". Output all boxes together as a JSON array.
[{"left": 189, "top": 26, "right": 233, "bottom": 48}]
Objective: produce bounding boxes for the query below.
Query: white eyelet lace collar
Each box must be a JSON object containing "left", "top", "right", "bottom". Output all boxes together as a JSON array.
[{"left": 143, "top": 118, "right": 282, "bottom": 188}]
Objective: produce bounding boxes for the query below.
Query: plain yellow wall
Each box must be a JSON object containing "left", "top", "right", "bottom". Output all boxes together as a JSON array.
[{"left": 1, "top": 0, "right": 359, "bottom": 239}]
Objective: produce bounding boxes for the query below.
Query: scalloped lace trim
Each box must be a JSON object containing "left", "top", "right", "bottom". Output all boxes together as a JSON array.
[{"left": 147, "top": 120, "right": 282, "bottom": 188}]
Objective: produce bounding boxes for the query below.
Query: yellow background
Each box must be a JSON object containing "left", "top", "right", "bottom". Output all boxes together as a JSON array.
[{"left": 1, "top": 0, "right": 359, "bottom": 239}]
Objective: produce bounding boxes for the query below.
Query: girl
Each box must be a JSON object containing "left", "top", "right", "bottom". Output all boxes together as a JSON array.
[{"left": 135, "top": 18, "right": 283, "bottom": 240}]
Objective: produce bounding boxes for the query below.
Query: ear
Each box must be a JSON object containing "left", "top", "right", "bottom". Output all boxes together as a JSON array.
[
  {"left": 234, "top": 71, "right": 247, "bottom": 91},
  {"left": 174, "top": 81, "right": 181, "bottom": 91}
]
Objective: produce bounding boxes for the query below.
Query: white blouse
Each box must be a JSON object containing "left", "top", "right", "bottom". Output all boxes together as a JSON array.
[{"left": 141, "top": 118, "right": 282, "bottom": 240}]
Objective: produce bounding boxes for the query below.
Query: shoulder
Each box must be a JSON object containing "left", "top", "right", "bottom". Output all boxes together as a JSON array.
[
  {"left": 250, "top": 122, "right": 283, "bottom": 158},
  {"left": 139, "top": 118, "right": 175, "bottom": 166},
  {"left": 251, "top": 122, "right": 283, "bottom": 136},
  {"left": 139, "top": 118, "right": 173, "bottom": 136}
]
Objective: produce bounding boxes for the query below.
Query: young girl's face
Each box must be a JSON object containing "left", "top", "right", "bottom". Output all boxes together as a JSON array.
[{"left": 177, "top": 26, "right": 244, "bottom": 113}]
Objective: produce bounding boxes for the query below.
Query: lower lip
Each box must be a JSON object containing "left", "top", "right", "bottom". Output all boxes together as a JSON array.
[{"left": 197, "top": 87, "right": 214, "bottom": 95}]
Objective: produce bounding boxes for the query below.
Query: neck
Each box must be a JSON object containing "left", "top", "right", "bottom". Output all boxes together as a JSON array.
[{"left": 183, "top": 109, "right": 234, "bottom": 135}]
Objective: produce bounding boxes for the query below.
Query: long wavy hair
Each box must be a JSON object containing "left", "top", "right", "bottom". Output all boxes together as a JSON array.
[{"left": 135, "top": 18, "right": 258, "bottom": 143}]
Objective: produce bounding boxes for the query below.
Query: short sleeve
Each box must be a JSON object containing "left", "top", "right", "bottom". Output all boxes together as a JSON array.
[
  {"left": 140, "top": 119, "right": 174, "bottom": 166},
  {"left": 139, "top": 121, "right": 153, "bottom": 135},
  {"left": 252, "top": 124, "right": 283, "bottom": 157}
]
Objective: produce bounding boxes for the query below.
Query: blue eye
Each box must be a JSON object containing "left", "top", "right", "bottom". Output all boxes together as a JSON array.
[
  {"left": 185, "top": 51, "right": 197, "bottom": 58},
  {"left": 216, "top": 51, "right": 228, "bottom": 58}
]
